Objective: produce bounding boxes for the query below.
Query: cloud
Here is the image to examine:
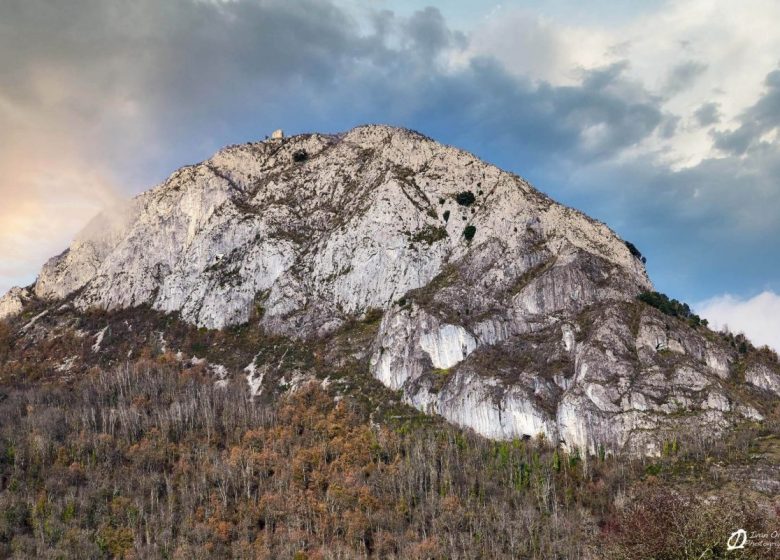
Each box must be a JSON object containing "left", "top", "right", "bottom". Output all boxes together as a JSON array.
[
  {"left": 697, "top": 291, "right": 780, "bottom": 352},
  {"left": 693, "top": 102, "right": 721, "bottom": 126},
  {"left": 462, "top": 9, "right": 592, "bottom": 84},
  {"left": 397, "top": 58, "right": 666, "bottom": 167},
  {"left": 559, "top": 111, "right": 780, "bottom": 301},
  {"left": 712, "top": 66, "right": 780, "bottom": 155},
  {"left": 664, "top": 60, "right": 708, "bottom": 95},
  {"left": 402, "top": 6, "right": 466, "bottom": 57},
  {"left": 465, "top": 0, "right": 780, "bottom": 169}
]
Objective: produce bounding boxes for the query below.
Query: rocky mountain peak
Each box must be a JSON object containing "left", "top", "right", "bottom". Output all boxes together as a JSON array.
[
  {"left": 3, "top": 125, "right": 778, "bottom": 457},
  {"left": 30, "top": 124, "right": 651, "bottom": 332}
]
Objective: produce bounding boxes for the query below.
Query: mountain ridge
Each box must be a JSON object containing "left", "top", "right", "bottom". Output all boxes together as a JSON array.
[{"left": 1, "top": 124, "right": 778, "bottom": 458}]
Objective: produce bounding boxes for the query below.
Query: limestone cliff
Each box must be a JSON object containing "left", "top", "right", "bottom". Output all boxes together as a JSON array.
[{"left": 2, "top": 125, "right": 777, "bottom": 456}]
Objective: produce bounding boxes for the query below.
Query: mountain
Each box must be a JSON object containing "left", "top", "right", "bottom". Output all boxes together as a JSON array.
[{"left": 2, "top": 124, "right": 779, "bottom": 458}]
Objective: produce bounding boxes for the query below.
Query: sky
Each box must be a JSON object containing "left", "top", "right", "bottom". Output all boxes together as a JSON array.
[{"left": 0, "top": 0, "right": 778, "bottom": 350}]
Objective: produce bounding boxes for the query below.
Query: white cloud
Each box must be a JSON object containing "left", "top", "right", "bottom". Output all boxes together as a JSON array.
[
  {"left": 696, "top": 291, "right": 780, "bottom": 352},
  {"left": 465, "top": 0, "right": 780, "bottom": 168}
]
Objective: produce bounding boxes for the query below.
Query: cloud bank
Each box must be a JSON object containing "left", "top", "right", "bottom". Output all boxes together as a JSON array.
[{"left": 697, "top": 291, "right": 780, "bottom": 352}]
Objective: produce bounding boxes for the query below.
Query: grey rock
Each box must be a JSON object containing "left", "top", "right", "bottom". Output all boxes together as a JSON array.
[
  {"left": 2, "top": 124, "right": 777, "bottom": 456},
  {"left": 0, "top": 287, "right": 31, "bottom": 321}
]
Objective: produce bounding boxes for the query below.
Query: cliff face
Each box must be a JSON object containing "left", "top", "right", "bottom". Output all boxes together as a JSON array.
[
  {"left": 33, "top": 125, "right": 649, "bottom": 330},
  {"left": 0, "top": 287, "right": 30, "bottom": 321},
  {"left": 3, "top": 125, "right": 778, "bottom": 455}
]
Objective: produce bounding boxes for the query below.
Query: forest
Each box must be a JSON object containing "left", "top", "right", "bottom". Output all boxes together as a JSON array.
[{"left": 0, "top": 355, "right": 777, "bottom": 559}]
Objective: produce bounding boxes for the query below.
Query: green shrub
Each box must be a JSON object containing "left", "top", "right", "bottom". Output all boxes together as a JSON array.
[
  {"left": 411, "top": 225, "right": 448, "bottom": 245},
  {"left": 624, "top": 240, "right": 646, "bottom": 264},
  {"left": 637, "top": 291, "right": 707, "bottom": 328},
  {"left": 456, "top": 191, "right": 476, "bottom": 206},
  {"left": 463, "top": 225, "right": 476, "bottom": 241}
]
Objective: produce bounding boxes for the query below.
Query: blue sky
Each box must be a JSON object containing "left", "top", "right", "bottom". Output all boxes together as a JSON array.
[{"left": 1, "top": 0, "right": 778, "bottom": 348}]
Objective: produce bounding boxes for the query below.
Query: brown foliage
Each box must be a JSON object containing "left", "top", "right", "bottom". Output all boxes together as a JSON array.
[{"left": 0, "top": 361, "right": 776, "bottom": 559}]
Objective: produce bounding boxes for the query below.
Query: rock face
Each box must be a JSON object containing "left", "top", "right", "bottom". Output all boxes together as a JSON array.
[
  {"left": 0, "top": 287, "right": 31, "bottom": 321},
  {"left": 2, "top": 125, "right": 777, "bottom": 455},
  {"left": 30, "top": 125, "right": 650, "bottom": 332}
]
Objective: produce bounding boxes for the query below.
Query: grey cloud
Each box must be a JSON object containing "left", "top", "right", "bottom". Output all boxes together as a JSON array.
[
  {"left": 711, "top": 124, "right": 757, "bottom": 155},
  {"left": 659, "top": 115, "right": 680, "bottom": 138},
  {"left": 581, "top": 60, "right": 631, "bottom": 90},
  {"left": 0, "top": 0, "right": 668, "bottom": 183},
  {"left": 694, "top": 102, "right": 721, "bottom": 126},
  {"left": 394, "top": 57, "right": 667, "bottom": 166},
  {"left": 664, "top": 60, "right": 707, "bottom": 94},
  {"left": 403, "top": 7, "right": 466, "bottom": 56},
  {"left": 562, "top": 121, "right": 780, "bottom": 300},
  {"left": 713, "top": 66, "right": 780, "bottom": 155}
]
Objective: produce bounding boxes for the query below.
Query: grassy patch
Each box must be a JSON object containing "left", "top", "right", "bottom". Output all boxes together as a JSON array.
[{"left": 410, "top": 225, "right": 448, "bottom": 245}]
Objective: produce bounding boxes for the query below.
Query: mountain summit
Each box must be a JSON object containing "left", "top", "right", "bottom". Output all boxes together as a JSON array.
[{"left": 2, "top": 125, "right": 778, "bottom": 456}]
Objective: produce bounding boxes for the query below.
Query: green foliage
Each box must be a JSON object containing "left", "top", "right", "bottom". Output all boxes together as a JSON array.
[
  {"left": 61, "top": 502, "right": 76, "bottom": 523},
  {"left": 637, "top": 291, "right": 708, "bottom": 328},
  {"left": 720, "top": 330, "right": 772, "bottom": 359},
  {"left": 624, "top": 240, "right": 647, "bottom": 264},
  {"left": 443, "top": 210, "right": 450, "bottom": 222},
  {"left": 411, "top": 225, "right": 448, "bottom": 245},
  {"left": 662, "top": 437, "right": 679, "bottom": 457},
  {"left": 429, "top": 367, "right": 453, "bottom": 393},
  {"left": 568, "top": 448, "right": 581, "bottom": 468},
  {"left": 552, "top": 449, "right": 561, "bottom": 472},
  {"left": 463, "top": 225, "right": 476, "bottom": 242},
  {"left": 455, "top": 191, "right": 476, "bottom": 206},
  {"left": 516, "top": 462, "right": 531, "bottom": 490}
]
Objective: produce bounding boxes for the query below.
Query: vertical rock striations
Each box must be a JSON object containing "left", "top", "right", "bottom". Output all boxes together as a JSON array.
[{"left": 3, "top": 125, "right": 776, "bottom": 455}]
